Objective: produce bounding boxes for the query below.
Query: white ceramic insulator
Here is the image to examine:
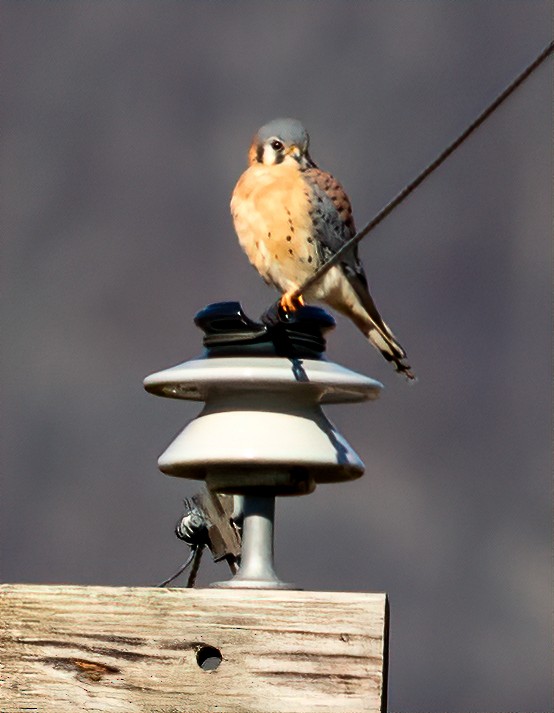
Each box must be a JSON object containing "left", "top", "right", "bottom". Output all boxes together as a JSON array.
[{"left": 144, "top": 356, "right": 382, "bottom": 491}]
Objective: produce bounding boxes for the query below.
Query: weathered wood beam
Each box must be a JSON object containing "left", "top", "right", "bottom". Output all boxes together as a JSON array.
[{"left": 0, "top": 584, "right": 388, "bottom": 712}]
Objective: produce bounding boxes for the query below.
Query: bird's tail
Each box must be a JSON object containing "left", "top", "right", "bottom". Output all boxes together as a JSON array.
[
  {"left": 334, "top": 298, "right": 415, "bottom": 379},
  {"left": 349, "top": 269, "right": 415, "bottom": 381},
  {"left": 343, "top": 276, "right": 416, "bottom": 380},
  {"left": 364, "top": 322, "right": 415, "bottom": 381},
  {"left": 314, "top": 265, "right": 415, "bottom": 379}
]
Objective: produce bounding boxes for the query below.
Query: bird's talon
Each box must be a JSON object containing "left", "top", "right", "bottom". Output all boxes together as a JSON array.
[{"left": 279, "top": 292, "right": 305, "bottom": 313}]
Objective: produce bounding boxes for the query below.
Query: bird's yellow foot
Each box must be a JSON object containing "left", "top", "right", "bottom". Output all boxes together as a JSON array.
[{"left": 279, "top": 291, "right": 305, "bottom": 313}]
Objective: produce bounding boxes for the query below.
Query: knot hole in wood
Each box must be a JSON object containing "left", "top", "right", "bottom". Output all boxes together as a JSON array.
[{"left": 196, "top": 644, "right": 222, "bottom": 671}]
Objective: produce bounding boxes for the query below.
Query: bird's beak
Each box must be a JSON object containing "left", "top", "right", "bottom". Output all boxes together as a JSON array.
[{"left": 287, "top": 145, "right": 302, "bottom": 160}]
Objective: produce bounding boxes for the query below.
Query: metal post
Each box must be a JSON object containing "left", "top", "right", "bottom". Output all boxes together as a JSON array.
[{"left": 211, "top": 494, "right": 295, "bottom": 589}]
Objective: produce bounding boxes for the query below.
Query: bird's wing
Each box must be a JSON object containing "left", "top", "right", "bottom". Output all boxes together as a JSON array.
[
  {"left": 303, "top": 167, "right": 356, "bottom": 239},
  {"left": 302, "top": 168, "right": 397, "bottom": 339}
]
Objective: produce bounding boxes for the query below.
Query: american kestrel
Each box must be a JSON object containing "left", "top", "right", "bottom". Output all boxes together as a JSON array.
[{"left": 231, "top": 118, "right": 414, "bottom": 379}]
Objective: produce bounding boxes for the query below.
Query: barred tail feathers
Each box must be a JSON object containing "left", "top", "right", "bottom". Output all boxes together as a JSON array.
[
  {"left": 365, "top": 323, "right": 415, "bottom": 380},
  {"left": 310, "top": 265, "right": 415, "bottom": 379}
]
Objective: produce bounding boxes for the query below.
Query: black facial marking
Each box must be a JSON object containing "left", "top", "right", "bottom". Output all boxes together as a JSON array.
[
  {"left": 256, "top": 144, "right": 264, "bottom": 163},
  {"left": 299, "top": 154, "right": 317, "bottom": 170}
]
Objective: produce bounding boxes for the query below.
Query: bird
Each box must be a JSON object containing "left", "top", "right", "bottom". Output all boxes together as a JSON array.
[{"left": 231, "top": 118, "right": 414, "bottom": 379}]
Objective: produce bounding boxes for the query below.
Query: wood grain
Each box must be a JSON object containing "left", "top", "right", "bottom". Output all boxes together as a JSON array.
[{"left": 0, "top": 584, "right": 388, "bottom": 713}]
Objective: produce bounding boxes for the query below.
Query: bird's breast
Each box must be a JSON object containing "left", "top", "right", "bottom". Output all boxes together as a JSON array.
[{"left": 231, "top": 164, "right": 321, "bottom": 292}]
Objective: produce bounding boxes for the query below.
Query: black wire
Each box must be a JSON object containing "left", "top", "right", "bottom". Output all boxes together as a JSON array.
[
  {"left": 185, "top": 546, "right": 204, "bottom": 588},
  {"left": 156, "top": 546, "right": 200, "bottom": 587},
  {"left": 292, "top": 40, "right": 553, "bottom": 302}
]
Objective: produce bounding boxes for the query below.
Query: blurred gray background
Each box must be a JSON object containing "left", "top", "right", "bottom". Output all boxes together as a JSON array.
[{"left": 2, "top": 2, "right": 551, "bottom": 710}]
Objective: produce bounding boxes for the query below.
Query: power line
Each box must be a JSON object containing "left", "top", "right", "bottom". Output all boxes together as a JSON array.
[{"left": 292, "top": 40, "right": 553, "bottom": 302}]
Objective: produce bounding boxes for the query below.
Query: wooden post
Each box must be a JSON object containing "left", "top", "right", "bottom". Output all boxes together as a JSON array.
[{"left": 0, "top": 584, "right": 388, "bottom": 712}]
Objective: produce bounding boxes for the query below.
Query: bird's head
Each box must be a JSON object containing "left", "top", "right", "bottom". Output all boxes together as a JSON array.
[{"left": 248, "top": 118, "right": 316, "bottom": 168}]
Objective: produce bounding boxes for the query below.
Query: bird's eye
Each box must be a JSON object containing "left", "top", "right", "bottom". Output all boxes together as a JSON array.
[{"left": 270, "top": 139, "right": 284, "bottom": 151}]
